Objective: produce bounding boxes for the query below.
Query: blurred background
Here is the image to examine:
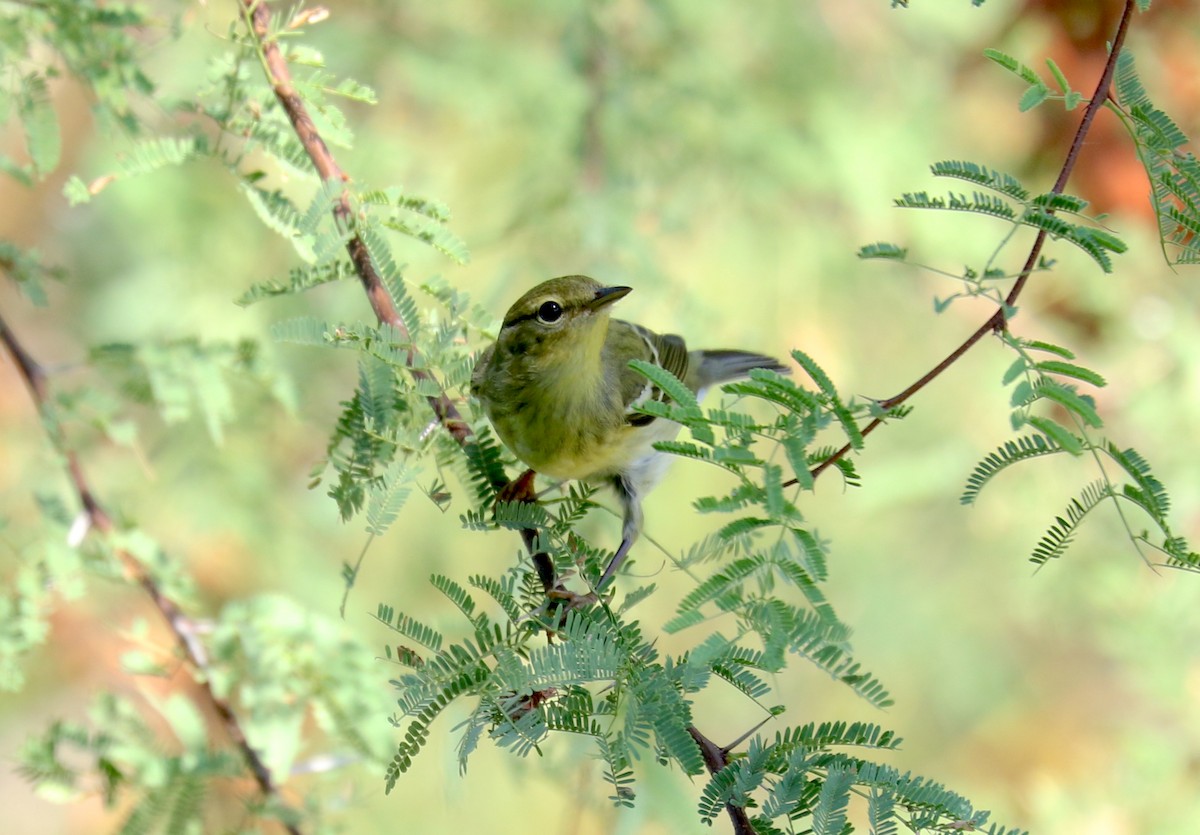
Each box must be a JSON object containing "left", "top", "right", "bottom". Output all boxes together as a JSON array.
[{"left": 2, "top": 1, "right": 1199, "bottom": 832}]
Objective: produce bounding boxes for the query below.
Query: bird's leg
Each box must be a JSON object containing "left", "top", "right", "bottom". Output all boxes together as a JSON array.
[
  {"left": 597, "top": 476, "right": 642, "bottom": 590},
  {"left": 495, "top": 468, "right": 599, "bottom": 615}
]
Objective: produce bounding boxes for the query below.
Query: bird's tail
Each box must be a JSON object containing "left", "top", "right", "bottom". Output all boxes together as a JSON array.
[{"left": 694, "top": 350, "right": 791, "bottom": 388}]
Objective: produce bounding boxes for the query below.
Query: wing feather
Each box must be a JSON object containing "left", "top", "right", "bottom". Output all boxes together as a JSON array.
[{"left": 609, "top": 320, "right": 690, "bottom": 425}]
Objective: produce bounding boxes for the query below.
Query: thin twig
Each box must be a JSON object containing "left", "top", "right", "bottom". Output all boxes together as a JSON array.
[
  {"left": 0, "top": 314, "right": 303, "bottom": 835},
  {"left": 806, "top": 0, "right": 1138, "bottom": 485}
]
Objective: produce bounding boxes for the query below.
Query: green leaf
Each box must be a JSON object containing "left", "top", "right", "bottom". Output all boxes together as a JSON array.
[
  {"left": 380, "top": 211, "right": 471, "bottom": 265},
  {"left": 366, "top": 461, "right": 415, "bottom": 536},
  {"left": 628, "top": 359, "right": 700, "bottom": 412},
  {"left": 1033, "top": 360, "right": 1106, "bottom": 387},
  {"left": 331, "top": 77, "right": 378, "bottom": 104},
  {"left": 676, "top": 556, "right": 766, "bottom": 613},
  {"left": 961, "top": 434, "right": 1064, "bottom": 505},
  {"left": 1035, "top": 380, "right": 1102, "bottom": 428},
  {"left": 983, "top": 48, "right": 1045, "bottom": 87},
  {"left": 813, "top": 765, "right": 853, "bottom": 835},
  {"left": 1030, "top": 192, "right": 1089, "bottom": 213},
  {"left": 235, "top": 260, "right": 356, "bottom": 307},
  {"left": 270, "top": 316, "right": 331, "bottom": 346},
  {"left": 1019, "top": 339, "right": 1076, "bottom": 359},
  {"left": 1018, "top": 84, "right": 1051, "bottom": 112},
  {"left": 790, "top": 349, "right": 837, "bottom": 399},
  {"left": 929, "top": 160, "right": 1029, "bottom": 201},
  {"left": 1030, "top": 481, "right": 1110, "bottom": 565},
  {"left": 781, "top": 431, "right": 814, "bottom": 491},
  {"left": 1025, "top": 416, "right": 1084, "bottom": 454},
  {"left": 240, "top": 183, "right": 309, "bottom": 260},
  {"left": 1001, "top": 357, "right": 1028, "bottom": 386},
  {"left": 117, "top": 136, "right": 206, "bottom": 179},
  {"left": 374, "top": 604, "right": 443, "bottom": 652},
  {"left": 1045, "top": 57, "right": 1071, "bottom": 94},
  {"left": 1106, "top": 443, "right": 1171, "bottom": 519},
  {"left": 857, "top": 241, "right": 908, "bottom": 260}
]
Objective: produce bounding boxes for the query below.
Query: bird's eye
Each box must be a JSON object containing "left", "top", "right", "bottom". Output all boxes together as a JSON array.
[{"left": 537, "top": 301, "right": 563, "bottom": 323}]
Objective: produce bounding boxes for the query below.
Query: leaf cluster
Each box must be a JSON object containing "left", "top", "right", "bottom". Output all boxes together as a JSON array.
[
  {"left": 958, "top": 333, "right": 1199, "bottom": 570},
  {"left": 18, "top": 692, "right": 252, "bottom": 834},
  {"left": 878, "top": 158, "right": 1126, "bottom": 277},
  {"left": 374, "top": 351, "right": 1030, "bottom": 832},
  {"left": 1111, "top": 51, "right": 1200, "bottom": 265}
]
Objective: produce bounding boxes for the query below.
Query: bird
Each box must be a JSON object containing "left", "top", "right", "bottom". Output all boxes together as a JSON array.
[{"left": 471, "top": 275, "right": 790, "bottom": 590}]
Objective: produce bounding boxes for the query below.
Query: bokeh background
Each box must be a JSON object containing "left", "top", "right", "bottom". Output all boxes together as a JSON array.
[{"left": 2, "top": 1, "right": 1199, "bottom": 832}]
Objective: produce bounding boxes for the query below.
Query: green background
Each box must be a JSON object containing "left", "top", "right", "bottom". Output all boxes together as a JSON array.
[{"left": 1, "top": 2, "right": 1198, "bottom": 832}]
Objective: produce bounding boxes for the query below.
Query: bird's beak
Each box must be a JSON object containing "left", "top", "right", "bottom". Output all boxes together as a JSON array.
[{"left": 588, "top": 285, "right": 632, "bottom": 311}]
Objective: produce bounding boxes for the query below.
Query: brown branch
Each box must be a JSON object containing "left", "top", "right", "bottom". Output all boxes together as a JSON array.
[
  {"left": 242, "top": 0, "right": 471, "bottom": 446},
  {"left": 688, "top": 726, "right": 754, "bottom": 835},
  {"left": 805, "top": 0, "right": 1138, "bottom": 486},
  {"left": 0, "top": 314, "right": 303, "bottom": 835}
]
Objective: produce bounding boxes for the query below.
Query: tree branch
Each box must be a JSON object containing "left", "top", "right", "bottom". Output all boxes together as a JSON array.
[
  {"left": 688, "top": 726, "right": 755, "bottom": 835},
  {"left": 242, "top": 0, "right": 471, "bottom": 446},
  {"left": 807, "top": 0, "right": 1138, "bottom": 484},
  {"left": 0, "top": 314, "right": 303, "bottom": 835}
]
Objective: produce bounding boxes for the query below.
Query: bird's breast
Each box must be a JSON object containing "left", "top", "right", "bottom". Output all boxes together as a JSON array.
[{"left": 483, "top": 371, "right": 680, "bottom": 483}]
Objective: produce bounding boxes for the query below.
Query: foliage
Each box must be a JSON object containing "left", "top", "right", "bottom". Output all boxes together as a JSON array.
[
  {"left": 859, "top": 40, "right": 1200, "bottom": 573},
  {"left": 19, "top": 692, "right": 249, "bottom": 833},
  {"left": 0, "top": 1, "right": 1197, "bottom": 834}
]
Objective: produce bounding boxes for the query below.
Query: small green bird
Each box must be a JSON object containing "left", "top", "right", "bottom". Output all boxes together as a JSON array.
[{"left": 471, "top": 275, "right": 790, "bottom": 589}]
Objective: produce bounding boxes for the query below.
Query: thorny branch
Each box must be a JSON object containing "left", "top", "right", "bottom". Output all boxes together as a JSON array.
[{"left": 0, "top": 314, "right": 304, "bottom": 835}]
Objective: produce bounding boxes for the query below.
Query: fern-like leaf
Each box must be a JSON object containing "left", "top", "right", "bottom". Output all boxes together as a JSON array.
[
  {"left": 1106, "top": 443, "right": 1170, "bottom": 520},
  {"left": 812, "top": 764, "right": 853, "bottom": 835},
  {"left": 374, "top": 604, "right": 443, "bottom": 652},
  {"left": 628, "top": 359, "right": 701, "bottom": 412},
  {"left": 235, "top": 260, "right": 355, "bottom": 306},
  {"left": 961, "top": 434, "right": 1063, "bottom": 505},
  {"left": 365, "top": 461, "right": 414, "bottom": 536},
  {"left": 1030, "top": 480, "right": 1111, "bottom": 565},
  {"left": 857, "top": 241, "right": 908, "bottom": 260},
  {"left": 930, "top": 160, "right": 1030, "bottom": 201}
]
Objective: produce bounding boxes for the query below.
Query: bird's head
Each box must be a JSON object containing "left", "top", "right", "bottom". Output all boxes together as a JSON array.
[{"left": 496, "top": 275, "right": 631, "bottom": 368}]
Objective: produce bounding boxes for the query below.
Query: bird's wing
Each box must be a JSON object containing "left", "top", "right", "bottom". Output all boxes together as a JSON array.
[{"left": 612, "top": 321, "right": 690, "bottom": 426}]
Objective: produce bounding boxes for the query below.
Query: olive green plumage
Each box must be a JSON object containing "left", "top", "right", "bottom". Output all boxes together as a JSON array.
[{"left": 471, "top": 275, "right": 790, "bottom": 588}]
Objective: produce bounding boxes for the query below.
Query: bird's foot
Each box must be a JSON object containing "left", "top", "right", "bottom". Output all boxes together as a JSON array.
[
  {"left": 496, "top": 468, "right": 538, "bottom": 505},
  {"left": 547, "top": 587, "right": 598, "bottom": 611},
  {"left": 495, "top": 468, "right": 540, "bottom": 553}
]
